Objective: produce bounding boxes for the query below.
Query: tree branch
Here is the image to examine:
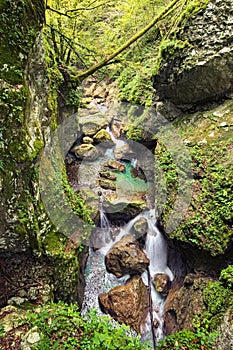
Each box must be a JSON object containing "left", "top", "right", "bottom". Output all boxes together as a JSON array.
[{"left": 72, "top": 0, "right": 181, "bottom": 81}]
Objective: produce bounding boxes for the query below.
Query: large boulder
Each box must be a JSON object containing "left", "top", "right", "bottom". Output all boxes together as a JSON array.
[
  {"left": 154, "top": 0, "right": 233, "bottom": 109},
  {"left": 79, "top": 113, "right": 108, "bottom": 136},
  {"left": 99, "top": 275, "right": 149, "bottom": 333},
  {"left": 103, "top": 193, "right": 147, "bottom": 222},
  {"left": 105, "top": 234, "right": 149, "bottom": 277},
  {"left": 164, "top": 274, "right": 213, "bottom": 335}
]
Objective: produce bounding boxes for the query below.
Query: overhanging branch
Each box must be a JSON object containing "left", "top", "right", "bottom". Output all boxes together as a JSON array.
[{"left": 72, "top": 0, "right": 180, "bottom": 81}]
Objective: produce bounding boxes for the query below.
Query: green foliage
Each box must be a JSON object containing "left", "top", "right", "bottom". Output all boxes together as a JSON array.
[
  {"left": 158, "top": 328, "right": 217, "bottom": 350},
  {"left": 220, "top": 265, "right": 233, "bottom": 289},
  {"left": 203, "top": 281, "right": 233, "bottom": 316},
  {"left": 25, "top": 302, "right": 150, "bottom": 349},
  {"left": 126, "top": 125, "right": 143, "bottom": 141}
]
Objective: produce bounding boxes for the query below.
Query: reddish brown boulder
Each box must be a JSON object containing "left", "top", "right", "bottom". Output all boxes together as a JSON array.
[
  {"left": 105, "top": 234, "right": 149, "bottom": 278},
  {"left": 99, "top": 275, "right": 149, "bottom": 333}
]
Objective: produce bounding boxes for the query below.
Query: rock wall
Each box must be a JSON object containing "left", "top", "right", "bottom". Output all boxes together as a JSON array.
[
  {"left": 154, "top": 0, "right": 233, "bottom": 109},
  {"left": 0, "top": 0, "right": 86, "bottom": 308}
]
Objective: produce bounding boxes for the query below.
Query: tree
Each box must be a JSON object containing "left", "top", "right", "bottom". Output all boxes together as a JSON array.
[{"left": 45, "top": 0, "right": 179, "bottom": 81}]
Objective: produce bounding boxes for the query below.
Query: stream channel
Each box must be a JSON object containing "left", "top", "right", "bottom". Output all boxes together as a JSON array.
[{"left": 70, "top": 119, "right": 174, "bottom": 346}]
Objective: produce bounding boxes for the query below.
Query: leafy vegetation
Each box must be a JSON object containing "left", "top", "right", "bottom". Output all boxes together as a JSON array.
[
  {"left": 220, "top": 265, "right": 233, "bottom": 289},
  {"left": 158, "top": 328, "right": 217, "bottom": 350},
  {"left": 23, "top": 302, "right": 150, "bottom": 350}
]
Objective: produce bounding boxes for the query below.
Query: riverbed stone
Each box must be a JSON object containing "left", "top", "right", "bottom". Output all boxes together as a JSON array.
[
  {"left": 152, "top": 273, "right": 170, "bottom": 296},
  {"left": 103, "top": 193, "right": 147, "bottom": 221},
  {"left": 105, "top": 234, "right": 149, "bottom": 277},
  {"left": 98, "top": 275, "right": 149, "bottom": 333},
  {"left": 103, "top": 159, "right": 126, "bottom": 172},
  {"left": 93, "top": 129, "right": 115, "bottom": 147},
  {"left": 83, "top": 136, "right": 93, "bottom": 144},
  {"left": 99, "top": 178, "right": 116, "bottom": 190},
  {"left": 133, "top": 217, "right": 148, "bottom": 236},
  {"left": 72, "top": 144, "right": 100, "bottom": 160},
  {"left": 79, "top": 114, "right": 108, "bottom": 136},
  {"left": 99, "top": 170, "right": 117, "bottom": 181}
]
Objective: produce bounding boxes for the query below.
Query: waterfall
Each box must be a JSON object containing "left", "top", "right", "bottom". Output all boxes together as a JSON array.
[{"left": 140, "top": 210, "right": 174, "bottom": 343}]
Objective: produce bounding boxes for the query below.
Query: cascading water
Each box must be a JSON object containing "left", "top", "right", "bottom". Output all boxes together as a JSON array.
[{"left": 81, "top": 119, "right": 174, "bottom": 347}]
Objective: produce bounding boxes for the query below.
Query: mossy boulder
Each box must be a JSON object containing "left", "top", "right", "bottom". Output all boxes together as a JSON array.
[{"left": 154, "top": 0, "right": 233, "bottom": 109}]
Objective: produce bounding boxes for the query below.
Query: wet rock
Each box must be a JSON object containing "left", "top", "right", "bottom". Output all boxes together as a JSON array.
[
  {"left": 83, "top": 136, "right": 93, "bottom": 144},
  {"left": 130, "top": 165, "right": 148, "bottom": 182},
  {"left": 99, "top": 170, "right": 117, "bottom": 181},
  {"left": 99, "top": 275, "right": 149, "bottom": 333},
  {"left": 93, "top": 129, "right": 114, "bottom": 147},
  {"left": 152, "top": 273, "right": 170, "bottom": 296},
  {"left": 104, "top": 159, "right": 126, "bottom": 172},
  {"left": 99, "top": 178, "right": 116, "bottom": 190},
  {"left": 103, "top": 193, "right": 147, "bottom": 221},
  {"left": 133, "top": 217, "right": 148, "bottom": 236},
  {"left": 114, "top": 143, "right": 135, "bottom": 161},
  {"left": 80, "top": 114, "right": 108, "bottom": 136},
  {"left": 93, "top": 129, "right": 111, "bottom": 142},
  {"left": 105, "top": 234, "right": 149, "bottom": 277},
  {"left": 72, "top": 144, "right": 100, "bottom": 160}
]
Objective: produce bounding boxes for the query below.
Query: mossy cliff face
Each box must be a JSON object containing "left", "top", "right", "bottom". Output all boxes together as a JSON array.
[
  {"left": 157, "top": 100, "right": 233, "bottom": 258},
  {"left": 0, "top": 0, "right": 47, "bottom": 253},
  {"left": 0, "top": 0, "right": 86, "bottom": 307},
  {"left": 154, "top": 0, "right": 233, "bottom": 109}
]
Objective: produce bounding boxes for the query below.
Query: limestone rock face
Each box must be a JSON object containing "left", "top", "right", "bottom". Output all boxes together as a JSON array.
[
  {"left": 154, "top": 0, "right": 233, "bottom": 109},
  {"left": 99, "top": 275, "right": 149, "bottom": 333},
  {"left": 105, "top": 234, "right": 149, "bottom": 277},
  {"left": 152, "top": 273, "right": 170, "bottom": 296},
  {"left": 164, "top": 274, "right": 213, "bottom": 334},
  {"left": 214, "top": 308, "right": 233, "bottom": 350}
]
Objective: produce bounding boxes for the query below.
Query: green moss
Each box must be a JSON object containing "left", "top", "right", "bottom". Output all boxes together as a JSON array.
[
  {"left": 126, "top": 125, "right": 143, "bottom": 141},
  {"left": 199, "top": 281, "right": 233, "bottom": 330},
  {"left": 158, "top": 108, "right": 233, "bottom": 255}
]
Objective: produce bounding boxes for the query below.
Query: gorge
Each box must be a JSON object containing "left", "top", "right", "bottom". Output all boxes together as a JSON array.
[{"left": 0, "top": 0, "right": 233, "bottom": 349}]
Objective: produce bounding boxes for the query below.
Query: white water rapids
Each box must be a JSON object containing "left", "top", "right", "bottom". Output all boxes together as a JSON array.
[{"left": 82, "top": 208, "right": 173, "bottom": 344}]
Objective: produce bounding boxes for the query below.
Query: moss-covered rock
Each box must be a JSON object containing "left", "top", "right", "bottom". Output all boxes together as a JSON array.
[
  {"left": 154, "top": 0, "right": 233, "bottom": 109},
  {"left": 157, "top": 99, "right": 233, "bottom": 256}
]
